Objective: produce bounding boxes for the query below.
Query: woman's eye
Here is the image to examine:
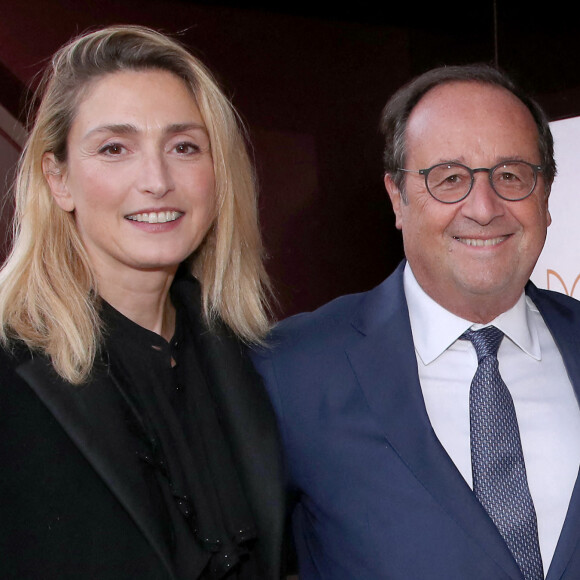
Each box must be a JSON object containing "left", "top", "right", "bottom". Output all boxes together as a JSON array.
[
  {"left": 99, "top": 143, "right": 125, "bottom": 155},
  {"left": 174, "top": 142, "right": 200, "bottom": 154}
]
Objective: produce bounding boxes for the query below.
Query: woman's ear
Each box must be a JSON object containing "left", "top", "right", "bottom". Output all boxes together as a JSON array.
[{"left": 42, "top": 153, "right": 75, "bottom": 212}]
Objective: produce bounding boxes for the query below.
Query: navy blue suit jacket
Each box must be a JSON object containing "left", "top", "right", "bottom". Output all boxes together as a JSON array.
[{"left": 251, "top": 262, "right": 580, "bottom": 579}]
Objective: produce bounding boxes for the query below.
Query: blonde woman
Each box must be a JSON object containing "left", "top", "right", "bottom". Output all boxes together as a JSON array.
[{"left": 0, "top": 25, "right": 284, "bottom": 580}]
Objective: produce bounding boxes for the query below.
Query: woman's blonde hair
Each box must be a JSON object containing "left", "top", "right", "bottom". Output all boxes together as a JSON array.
[{"left": 0, "top": 25, "right": 272, "bottom": 384}]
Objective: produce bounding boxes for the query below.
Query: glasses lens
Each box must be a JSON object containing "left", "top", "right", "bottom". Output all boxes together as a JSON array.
[
  {"left": 426, "top": 163, "right": 471, "bottom": 202},
  {"left": 491, "top": 162, "right": 537, "bottom": 200}
]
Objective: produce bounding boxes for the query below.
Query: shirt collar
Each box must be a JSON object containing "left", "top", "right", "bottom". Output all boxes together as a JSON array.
[{"left": 403, "top": 263, "right": 541, "bottom": 365}]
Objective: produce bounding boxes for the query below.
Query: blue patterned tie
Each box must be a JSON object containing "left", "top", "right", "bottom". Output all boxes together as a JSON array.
[{"left": 462, "top": 326, "right": 544, "bottom": 580}]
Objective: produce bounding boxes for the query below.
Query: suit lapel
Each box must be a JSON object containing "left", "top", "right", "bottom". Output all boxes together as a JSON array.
[
  {"left": 345, "top": 263, "right": 523, "bottom": 579},
  {"left": 16, "top": 356, "right": 175, "bottom": 579},
  {"left": 527, "top": 285, "right": 580, "bottom": 580}
]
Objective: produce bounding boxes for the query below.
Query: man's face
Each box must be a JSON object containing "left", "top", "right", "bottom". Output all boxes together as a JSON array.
[{"left": 386, "top": 81, "right": 551, "bottom": 322}]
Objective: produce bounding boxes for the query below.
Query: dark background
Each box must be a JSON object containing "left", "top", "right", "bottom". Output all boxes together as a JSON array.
[{"left": 1, "top": 0, "right": 579, "bottom": 319}]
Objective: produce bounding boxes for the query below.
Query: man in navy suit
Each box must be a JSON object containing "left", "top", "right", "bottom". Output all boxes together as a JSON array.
[{"left": 251, "top": 64, "right": 580, "bottom": 579}]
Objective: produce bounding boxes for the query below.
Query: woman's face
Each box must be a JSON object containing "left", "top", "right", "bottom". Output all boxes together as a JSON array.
[{"left": 44, "top": 69, "right": 216, "bottom": 281}]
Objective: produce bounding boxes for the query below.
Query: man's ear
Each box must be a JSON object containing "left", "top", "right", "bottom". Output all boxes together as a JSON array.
[
  {"left": 545, "top": 190, "right": 552, "bottom": 228},
  {"left": 384, "top": 173, "right": 403, "bottom": 231},
  {"left": 42, "top": 153, "right": 75, "bottom": 212}
]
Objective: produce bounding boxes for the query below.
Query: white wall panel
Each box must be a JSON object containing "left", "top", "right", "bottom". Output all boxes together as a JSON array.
[{"left": 532, "top": 116, "right": 580, "bottom": 297}]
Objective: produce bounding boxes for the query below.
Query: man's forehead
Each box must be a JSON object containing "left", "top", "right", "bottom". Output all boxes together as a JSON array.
[
  {"left": 410, "top": 81, "right": 531, "bottom": 123},
  {"left": 405, "top": 81, "right": 540, "bottom": 162}
]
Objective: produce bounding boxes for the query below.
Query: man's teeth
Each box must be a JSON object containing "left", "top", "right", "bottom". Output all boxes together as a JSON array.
[
  {"left": 127, "top": 211, "right": 183, "bottom": 224},
  {"left": 455, "top": 236, "right": 506, "bottom": 247}
]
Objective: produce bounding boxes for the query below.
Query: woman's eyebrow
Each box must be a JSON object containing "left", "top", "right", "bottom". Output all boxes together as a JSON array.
[
  {"left": 164, "top": 122, "right": 208, "bottom": 135},
  {"left": 84, "top": 123, "right": 138, "bottom": 138},
  {"left": 84, "top": 121, "right": 207, "bottom": 139}
]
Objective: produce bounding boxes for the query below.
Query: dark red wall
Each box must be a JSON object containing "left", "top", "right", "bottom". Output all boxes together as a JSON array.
[{"left": 1, "top": 0, "right": 579, "bottom": 318}]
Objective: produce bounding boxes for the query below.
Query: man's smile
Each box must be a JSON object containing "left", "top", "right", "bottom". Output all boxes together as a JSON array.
[{"left": 452, "top": 235, "right": 510, "bottom": 247}]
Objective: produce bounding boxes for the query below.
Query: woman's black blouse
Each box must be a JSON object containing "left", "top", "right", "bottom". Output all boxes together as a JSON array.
[{"left": 100, "top": 276, "right": 258, "bottom": 579}]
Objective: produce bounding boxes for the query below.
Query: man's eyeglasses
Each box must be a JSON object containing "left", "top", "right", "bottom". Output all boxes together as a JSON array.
[{"left": 398, "top": 161, "right": 543, "bottom": 204}]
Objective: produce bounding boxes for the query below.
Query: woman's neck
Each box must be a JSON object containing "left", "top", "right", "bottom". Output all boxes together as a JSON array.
[{"left": 97, "top": 267, "right": 178, "bottom": 341}]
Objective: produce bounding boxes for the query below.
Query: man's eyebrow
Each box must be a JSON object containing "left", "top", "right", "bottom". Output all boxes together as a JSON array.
[
  {"left": 432, "top": 155, "right": 537, "bottom": 167},
  {"left": 495, "top": 155, "right": 535, "bottom": 163}
]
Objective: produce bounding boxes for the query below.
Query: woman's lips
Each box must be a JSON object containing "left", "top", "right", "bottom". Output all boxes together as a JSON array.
[{"left": 125, "top": 210, "right": 184, "bottom": 224}]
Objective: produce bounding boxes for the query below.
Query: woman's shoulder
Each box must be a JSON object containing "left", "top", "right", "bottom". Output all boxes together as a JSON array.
[
  {"left": 0, "top": 340, "right": 35, "bottom": 376},
  {"left": 0, "top": 342, "right": 39, "bottom": 416}
]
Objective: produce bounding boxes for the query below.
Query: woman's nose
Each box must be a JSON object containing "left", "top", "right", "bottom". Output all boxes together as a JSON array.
[{"left": 137, "top": 151, "right": 175, "bottom": 197}]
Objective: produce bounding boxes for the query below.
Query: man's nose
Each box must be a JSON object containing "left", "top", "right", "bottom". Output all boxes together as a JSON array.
[{"left": 460, "top": 172, "right": 505, "bottom": 225}]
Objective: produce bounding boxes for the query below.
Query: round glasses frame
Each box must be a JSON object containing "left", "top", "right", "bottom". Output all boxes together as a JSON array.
[{"left": 398, "top": 160, "right": 543, "bottom": 204}]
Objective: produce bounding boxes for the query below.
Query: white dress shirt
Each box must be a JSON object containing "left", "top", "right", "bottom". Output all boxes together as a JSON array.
[{"left": 404, "top": 263, "right": 580, "bottom": 574}]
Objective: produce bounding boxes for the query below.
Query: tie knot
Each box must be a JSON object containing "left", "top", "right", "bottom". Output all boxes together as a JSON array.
[{"left": 461, "top": 325, "right": 504, "bottom": 361}]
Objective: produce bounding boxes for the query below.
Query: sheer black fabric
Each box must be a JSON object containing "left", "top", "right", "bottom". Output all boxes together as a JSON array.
[{"left": 100, "top": 275, "right": 258, "bottom": 579}]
